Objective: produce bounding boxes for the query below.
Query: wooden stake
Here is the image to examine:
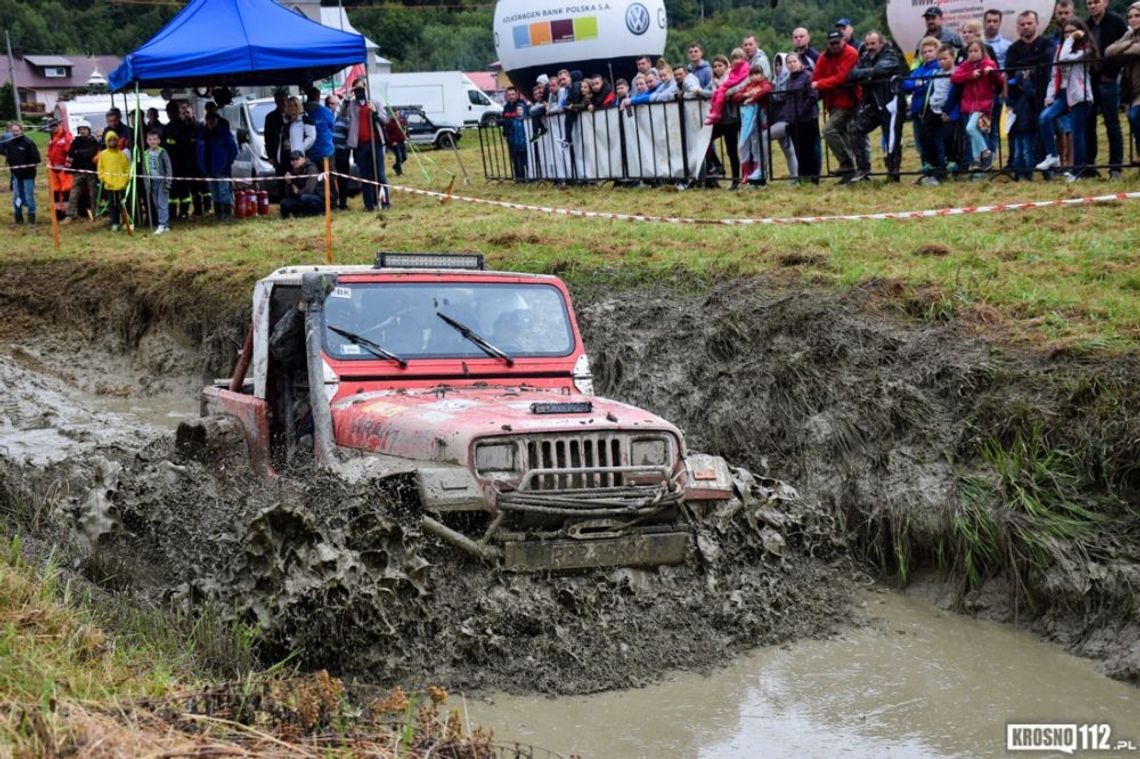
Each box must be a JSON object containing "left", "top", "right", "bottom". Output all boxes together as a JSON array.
[{"left": 323, "top": 157, "right": 333, "bottom": 264}]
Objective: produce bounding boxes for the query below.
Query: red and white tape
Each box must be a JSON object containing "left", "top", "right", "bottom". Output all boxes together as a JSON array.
[
  {"left": 7, "top": 161, "right": 1139, "bottom": 226},
  {"left": 375, "top": 176, "right": 1140, "bottom": 226}
]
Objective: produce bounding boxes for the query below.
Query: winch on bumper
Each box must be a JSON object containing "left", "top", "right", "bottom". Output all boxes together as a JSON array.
[{"left": 415, "top": 454, "right": 733, "bottom": 572}]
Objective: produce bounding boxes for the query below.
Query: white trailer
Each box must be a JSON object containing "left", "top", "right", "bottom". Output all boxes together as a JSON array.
[{"left": 367, "top": 71, "right": 501, "bottom": 129}]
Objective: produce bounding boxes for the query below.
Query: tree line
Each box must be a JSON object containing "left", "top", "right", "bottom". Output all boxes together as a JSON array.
[{"left": 1, "top": 0, "right": 888, "bottom": 73}]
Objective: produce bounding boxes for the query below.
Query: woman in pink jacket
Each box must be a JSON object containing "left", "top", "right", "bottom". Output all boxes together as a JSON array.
[{"left": 950, "top": 41, "right": 1002, "bottom": 171}]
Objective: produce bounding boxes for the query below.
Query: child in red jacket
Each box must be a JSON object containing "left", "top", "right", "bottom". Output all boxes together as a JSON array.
[{"left": 951, "top": 41, "right": 1002, "bottom": 170}]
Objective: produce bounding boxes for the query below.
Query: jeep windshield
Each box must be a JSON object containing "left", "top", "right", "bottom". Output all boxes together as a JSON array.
[{"left": 322, "top": 282, "right": 575, "bottom": 360}]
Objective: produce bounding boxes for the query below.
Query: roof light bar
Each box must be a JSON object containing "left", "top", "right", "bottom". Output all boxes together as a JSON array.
[{"left": 374, "top": 252, "right": 485, "bottom": 270}]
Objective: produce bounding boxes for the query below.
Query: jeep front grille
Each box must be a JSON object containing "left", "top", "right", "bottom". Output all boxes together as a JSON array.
[{"left": 526, "top": 435, "right": 626, "bottom": 489}]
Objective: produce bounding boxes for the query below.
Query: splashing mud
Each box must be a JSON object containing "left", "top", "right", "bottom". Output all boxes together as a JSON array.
[{"left": 0, "top": 341, "right": 853, "bottom": 695}]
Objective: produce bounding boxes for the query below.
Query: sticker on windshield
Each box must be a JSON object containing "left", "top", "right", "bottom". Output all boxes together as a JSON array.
[
  {"left": 331, "top": 287, "right": 352, "bottom": 299},
  {"left": 340, "top": 344, "right": 361, "bottom": 355}
]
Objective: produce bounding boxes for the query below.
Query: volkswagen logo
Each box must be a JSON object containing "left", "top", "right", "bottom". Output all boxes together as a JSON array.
[{"left": 625, "top": 3, "right": 650, "bottom": 35}]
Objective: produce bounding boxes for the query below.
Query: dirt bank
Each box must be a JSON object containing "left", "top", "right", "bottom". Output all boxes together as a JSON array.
[
  {"left": 577, "top": 278, "right": 1140, "bottom": 683},
  {"left": 2, "top": 261, "right": 1137, "bottom": 686}
]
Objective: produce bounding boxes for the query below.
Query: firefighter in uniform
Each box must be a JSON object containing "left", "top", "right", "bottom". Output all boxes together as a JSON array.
[{"left": 164, "top": 101, "right": 210, "bottom": 218}]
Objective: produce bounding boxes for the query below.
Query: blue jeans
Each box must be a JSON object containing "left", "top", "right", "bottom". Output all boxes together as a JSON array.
[
  {"left": 1039, "top": 93, "right": 1068, "bottom": 157},
  {"left": 965, "top": 113, "right": 989, "bottom": 160},
  {"left": 1010, "top": 133, "right": 1035, "bottom": 178},
  {"left": 208, "top": 177, "right": 233, "bottom": 207},
  {"left": 354, "top": 142, "right": 388, "bottom": 210},
  {"left": 1086, "top": 81, "right": 1123, "bottom": 171},
  {"left": 1069, "top": 101, "right": 1091, "bottom": 175},
  {"left": 986, "top": 99, "right": 1002, "bottom": 155},
  {"left": 12, "top": 177, "right": 35, "bottom": 217},
  {"left": 1129, "top": 105, "right": 1140, "bottom": 156}
]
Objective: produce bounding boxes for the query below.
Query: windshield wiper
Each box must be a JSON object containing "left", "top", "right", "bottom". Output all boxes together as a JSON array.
[
  {"left": 436, "top": 311, "right": 514, "bottom": 366},
  {"left": 327, "top": 324, "right": 407, "bottom": 368}
]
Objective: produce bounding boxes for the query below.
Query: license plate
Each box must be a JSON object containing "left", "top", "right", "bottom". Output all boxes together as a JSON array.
[{"left": 502, "top": 532, "right": 689, "bottom": 572}]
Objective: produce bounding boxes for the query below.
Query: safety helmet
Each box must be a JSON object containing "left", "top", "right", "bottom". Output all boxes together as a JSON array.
[{"left": 76, "top": 119, "right": 92, "bottom": 131}]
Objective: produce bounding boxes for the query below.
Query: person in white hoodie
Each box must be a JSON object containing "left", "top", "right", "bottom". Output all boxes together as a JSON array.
[
  {"left": 277, "top": 97, "right": 316, "bottom": 167},
  {"left": 1036, "top": 18, "right": 1098, "bottom": 180}
]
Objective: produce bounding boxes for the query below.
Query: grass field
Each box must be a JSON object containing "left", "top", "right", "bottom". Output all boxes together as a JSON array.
[{"left": 5, "top": 139, "right": 1140, "bottom": 352}]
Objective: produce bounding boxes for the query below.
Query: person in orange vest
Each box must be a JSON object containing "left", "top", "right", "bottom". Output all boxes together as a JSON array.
[{"left": 46, "top": 119, "right": 73, "bottom": 220}]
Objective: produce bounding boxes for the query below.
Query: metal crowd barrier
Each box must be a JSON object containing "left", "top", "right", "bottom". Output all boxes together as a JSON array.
[{"left": 479, "top": 59, "right": 1139, "bottom": 186}]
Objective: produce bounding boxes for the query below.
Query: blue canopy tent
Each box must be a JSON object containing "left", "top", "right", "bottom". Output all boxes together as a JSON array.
[{"left": 108, "top": 0, "right": 367, "bottom": 91}]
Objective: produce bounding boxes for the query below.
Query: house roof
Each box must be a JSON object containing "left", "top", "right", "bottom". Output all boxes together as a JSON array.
[
  {"left": 2, "top": 55, "right": 122, "bottom": 93},
  {"left": 24, "top": 55, "right": 75, "bottom": 68},
  {"left": 465, "top": 71, "right": 497, "bottom": 92}
]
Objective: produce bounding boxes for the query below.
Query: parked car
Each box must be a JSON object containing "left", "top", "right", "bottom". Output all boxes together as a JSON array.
[{"left": 393, "top": 106, "right": 462, "bottom": 149}]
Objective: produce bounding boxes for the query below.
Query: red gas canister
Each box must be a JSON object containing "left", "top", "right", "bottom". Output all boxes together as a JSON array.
[
  {"left": 257, "top": 190, "right": 270, "bottom": 216},
  {"left": 234, "top": 190, "right": 248, "bottom": 219}
]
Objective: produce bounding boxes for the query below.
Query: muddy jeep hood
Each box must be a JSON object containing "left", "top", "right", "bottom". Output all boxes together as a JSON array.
[{"left": 331, "top": 387, "right": 682, "bottom": 463}]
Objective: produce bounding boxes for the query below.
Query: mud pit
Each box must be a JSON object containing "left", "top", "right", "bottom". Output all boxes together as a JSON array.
[
  {"left": 0, "top": 335, "right": 851, "bottom": 695},
  {"left": 2, "top": 272, "right": 1138, "bottom": 696}
]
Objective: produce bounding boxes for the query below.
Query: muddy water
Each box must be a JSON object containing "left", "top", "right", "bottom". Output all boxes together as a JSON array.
[{"left": 468, "top": 590, "right": 1140, "bottom": 759}]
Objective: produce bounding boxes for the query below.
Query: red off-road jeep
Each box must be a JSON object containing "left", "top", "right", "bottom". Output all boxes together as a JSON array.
[{"left": 186, "top": 253, "right": 734, "bottom": 571}]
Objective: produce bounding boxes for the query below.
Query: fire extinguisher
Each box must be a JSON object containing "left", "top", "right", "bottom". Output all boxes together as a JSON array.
[
  {"left": 243, "top": 190, "right": 256, "bottom": 219},
  {"left": 257, "top": 190, "right": 270, "bottom": 216},
  {"left": 234, "top": 190, "right": 248, "bottom": 219}
]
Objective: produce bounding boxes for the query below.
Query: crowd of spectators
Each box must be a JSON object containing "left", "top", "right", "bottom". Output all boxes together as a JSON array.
[
  {"left": 500, "top": 0, "right": 1140, "bottom": 186},
  {"left": 1, "top": 72, "right": 406, "bottom": 230}
]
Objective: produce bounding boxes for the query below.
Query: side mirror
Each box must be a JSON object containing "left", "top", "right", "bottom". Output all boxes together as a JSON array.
[{"left": 236, "top": 128, "right": 250, "bottom": 145}]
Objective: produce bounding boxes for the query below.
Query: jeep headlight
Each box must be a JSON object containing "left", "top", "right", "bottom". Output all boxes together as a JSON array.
[
  {"left": 475, "top": 442, "right": 517, "bottom": 473},
  {"left": 631, "top": 438, "right": 669, "bottom": 466}
]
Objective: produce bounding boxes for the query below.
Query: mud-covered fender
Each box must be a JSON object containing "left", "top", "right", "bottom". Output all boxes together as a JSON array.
[
  {"left": 416, "top": 465, "right": 490, "bottom": 513},
  {"left": 684, "top": 452, "right": 734, "bottom": 501}
]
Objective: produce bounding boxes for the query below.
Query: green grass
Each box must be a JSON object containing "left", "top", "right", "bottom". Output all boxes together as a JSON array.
[
  {"left": 951, "top": 424, "right": 1137, "bottom": 593},
  {"left": 0, "top": 535, "right": 495, "bottom": 756},
  {"left": 4, "top": 141, "right": 1139, "bottom": 350}
]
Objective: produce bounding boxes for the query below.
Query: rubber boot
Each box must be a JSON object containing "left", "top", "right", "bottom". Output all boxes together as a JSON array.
[
  {"left": 192, "top": 194, "right": 204, "bottom": 217},
  {"left": 14, "top": 209, "right": 23, "bottom": 225},
  {"left": 27, "top": 212, "right": 35, "bottom": 226},
  {"left": 201, "top": 193, "right": 212, "bottom": 215},
  {"left": 222, "top": 203, "right": 233, "bottom": 221}
]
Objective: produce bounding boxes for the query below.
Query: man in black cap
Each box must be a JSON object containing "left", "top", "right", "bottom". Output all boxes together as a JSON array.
[
  {"left": 919, "top": 7, "right": 964, "bottom": 56},
  {"left": 835, "top": 18, "right": 859, "bottom": 52},
  {"left": 280, "top": 150, "right": 323, "bottom": 218}
]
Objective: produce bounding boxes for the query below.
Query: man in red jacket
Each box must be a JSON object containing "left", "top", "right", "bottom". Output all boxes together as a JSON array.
[{"left": 812, "top": 31, "right": 860, "bottom": 175}]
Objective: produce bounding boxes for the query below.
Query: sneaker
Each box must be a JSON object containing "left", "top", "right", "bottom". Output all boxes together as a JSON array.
[
  {"left": 830, "top": 165, "right": 855, "bottom": 177},
  {"left": 979, "top": 151, "right": 993, "bottom": 171},
  {"left": 946, "top": 161, "right": 959, "bottom": 175},
  {"left": 111, "top": 224, "right": 120, "bottom": 232},
  {"left": 1109, "top": 170, "right": 1122, "bottom": 180},
  {"left": 154, "top": 225, "right": 169, "bottom": 235},
  {"left": 746, "top": 167, "right": 764, "bottom": 182},
  {"left": 60, "top": 217, "right": 73, "bottom": 225},
  {"left": 528, "top": 128, "right": 547, "bottom": 144},
  {"left": 920, "top": 175, "right": 942, "bottom": 186},
  {"left": 1036, "top": 154, "right": 1060, "bottom": 171},
  {"left": 1063, "top": 171, "right": 1081, "bottom": 183}
]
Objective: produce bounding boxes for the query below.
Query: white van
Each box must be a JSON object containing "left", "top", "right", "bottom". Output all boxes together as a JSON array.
[
  {"left": 53, "top": 94, "right": 169, "bottom": 137},
  {"left": 220, "top": 95, "right": 278, "bottom": 187},
  {"left": 367, "top": 71, "right": 501, "bottom": 129}
]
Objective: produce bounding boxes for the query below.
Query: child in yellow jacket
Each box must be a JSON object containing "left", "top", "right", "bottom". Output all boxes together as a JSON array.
[{"left": 96, "top": 130, "right": 131, "bottom": 231}]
